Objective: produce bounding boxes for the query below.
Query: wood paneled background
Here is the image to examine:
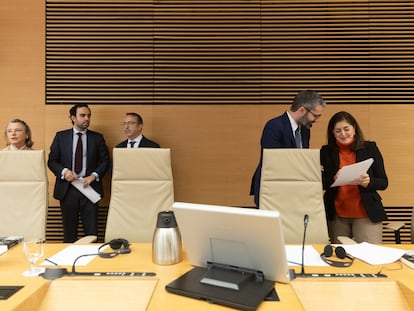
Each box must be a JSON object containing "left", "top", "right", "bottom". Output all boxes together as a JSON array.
[{"left": 1, "top": 0, "right": 414, "bottom": 241}]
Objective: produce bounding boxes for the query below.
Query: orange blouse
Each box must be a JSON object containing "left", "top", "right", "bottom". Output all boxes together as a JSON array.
[{"left": 335, "top": 142, "right": 368, "bottom": 218}]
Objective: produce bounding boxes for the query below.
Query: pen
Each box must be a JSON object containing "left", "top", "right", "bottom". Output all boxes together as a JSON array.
[
  {"left": 45, "top": 258, "right": 58, "bottom": 266},
  {"left": 288, "top": 261, "right": 302, "bottom": 266}
]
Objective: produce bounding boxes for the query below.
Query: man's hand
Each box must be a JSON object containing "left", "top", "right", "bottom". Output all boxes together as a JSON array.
[
  {"left": 64, "top": 170, "right": 78, "bottom": 182},
  {"left": 83, "top": 175, "right": 96, "bottom": 188}
]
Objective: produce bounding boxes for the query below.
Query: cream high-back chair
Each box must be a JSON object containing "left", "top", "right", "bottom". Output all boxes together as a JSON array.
[
  {"left": 260, "top": 149, "right": 329, "bottom": 244},
  {"left": 0, "top": 150, "right": 48, "bottom": 240},
  {"left": 105, "top": 148, "right": 174, "bottom": 242}
]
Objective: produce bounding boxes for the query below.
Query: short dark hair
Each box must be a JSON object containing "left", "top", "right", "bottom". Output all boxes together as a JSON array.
[
  {"left": 326, "top": 111, "right": 366, "bottom": 151},
  {"left": 290, "top": 90, "right": 326, "bottom": 112},
  {"left": 69, "top": 104, "right": 90, "bottom": 124},
  {"left": 126, "top": 112, "right": 143, "bottom": 125}
]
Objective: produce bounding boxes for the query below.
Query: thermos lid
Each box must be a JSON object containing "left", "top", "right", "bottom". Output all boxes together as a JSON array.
[{"left": 156, "top": 211, "right": 178, "bottom": 228}]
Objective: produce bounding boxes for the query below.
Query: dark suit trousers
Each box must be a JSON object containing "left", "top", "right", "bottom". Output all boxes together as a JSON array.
[{"left": 60, "top": 186, "right": 98, "bottom": 243}]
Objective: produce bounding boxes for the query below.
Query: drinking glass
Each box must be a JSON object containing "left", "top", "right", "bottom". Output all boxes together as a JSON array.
[{"left": 22, "top": 239, "right": 45, "bottom": 277}]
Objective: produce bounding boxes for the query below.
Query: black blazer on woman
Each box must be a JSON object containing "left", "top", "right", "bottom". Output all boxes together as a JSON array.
[{"left": 320, "top": 141, "right": 388, "bottom": 223}]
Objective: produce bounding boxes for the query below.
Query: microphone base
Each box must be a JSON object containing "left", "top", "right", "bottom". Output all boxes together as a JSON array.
[
  {"left": 70, "top": 271, "right": 156, "bottom": 277},
  {"left": 293, "top": 272, "right": 387, "bottom": 279}
]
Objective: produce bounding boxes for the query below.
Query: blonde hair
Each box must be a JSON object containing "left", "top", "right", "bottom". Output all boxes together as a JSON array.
[{"left": 4, "top": 119, "right": 34, "bottom": 148}]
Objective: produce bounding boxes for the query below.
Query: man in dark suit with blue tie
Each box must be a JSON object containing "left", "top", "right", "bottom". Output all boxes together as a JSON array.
[
  {"left": 116, "top": 112, "right": 160, "bottom": 148},
  {"left": 250, "top": 90, "right": 327, "bottom": 208},
  {"left": 48, "top": 104, "right": 110, "bottom": 242}
]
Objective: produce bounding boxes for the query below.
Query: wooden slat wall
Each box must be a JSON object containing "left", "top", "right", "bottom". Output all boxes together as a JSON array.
[
  {"left": 46, "top": 0, "right": 414, "bottom": 105},
  {"left": 153, "top": 0, "right": 261, "bottom": 104},
  {"left": 383, "top": 206, "right": 413, "bottom": 243},
  {"left": 42, "top": 0, "right": 414, "bottom": 242},
  {"left": 46, "top": 206, "right": 109, "bottom": 242},
  {"left": 46, "top": 206, "right": 413, "bottom": 243},
  {"left": 46, "top": 1, "right": 154, "bottom": 104}
]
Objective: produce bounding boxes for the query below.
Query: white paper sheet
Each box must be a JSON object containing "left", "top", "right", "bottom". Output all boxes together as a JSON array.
[
  {"left": 330, "top": 158, "right": 374, "bottom": 187},
  {"left": 71, "top": 178, "right": 101, "bottom": 203},
  {"left": 285, "top": 245, "right": 329, "bottom": 267},
  {"left": 340, "top": 242, "right": 406, "bottom": 265},
  {"left": 40, "top": 245, "right": 107, "bottom": 266}
]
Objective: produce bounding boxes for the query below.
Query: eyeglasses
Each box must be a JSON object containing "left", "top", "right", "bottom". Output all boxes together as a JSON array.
[
  {"left": 305, "top": 107, "right": 322, "bottom": 119},
  {"left": 120, "top": 121, "right": 137, "bottom": 127}
]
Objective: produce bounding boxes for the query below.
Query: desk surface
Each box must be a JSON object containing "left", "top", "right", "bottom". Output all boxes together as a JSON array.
[{"left": 0, "top": 243, "right": 413, "bottom": 311}]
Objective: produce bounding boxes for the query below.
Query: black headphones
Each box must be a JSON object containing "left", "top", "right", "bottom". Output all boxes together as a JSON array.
[
  {"left": 320, "top": 245, "right": 354, "bottom": 267},
  {"left": 98, "top": 238, "right": 131, "bottom": 258}
]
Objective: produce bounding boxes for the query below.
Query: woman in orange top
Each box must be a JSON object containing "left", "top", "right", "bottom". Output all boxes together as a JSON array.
[{"left": 320, "top": 111, "right": 388, "bottom": 244}]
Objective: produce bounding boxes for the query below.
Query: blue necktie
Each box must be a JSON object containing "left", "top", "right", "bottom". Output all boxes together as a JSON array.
[{"left": 129, "top": 141, "right": 136, "bottom": 148}]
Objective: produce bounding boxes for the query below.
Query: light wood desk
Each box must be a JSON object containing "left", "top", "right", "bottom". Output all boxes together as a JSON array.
[{"left": 0, "top": 243, "right": 413, "bottom": 311}]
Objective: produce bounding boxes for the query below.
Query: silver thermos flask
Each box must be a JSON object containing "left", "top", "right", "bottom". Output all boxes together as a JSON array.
[{"left": 152, "top": 210, "right": 182, "bottom": 265}]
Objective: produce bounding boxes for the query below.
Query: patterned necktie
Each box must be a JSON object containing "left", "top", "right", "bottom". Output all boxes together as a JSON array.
[
  {"left": 74, "top": 132, "right": 83, "bottom": 174},
  {"left": 295, "top": 127, "right": 302, "bottom": 149},
  {"left": 129, "top": 141, "right": 136, "bottom": 148}
]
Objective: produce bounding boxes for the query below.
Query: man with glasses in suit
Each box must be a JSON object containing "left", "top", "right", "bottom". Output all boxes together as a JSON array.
[
  {"left": 250, "top": 90, "right": 327, "bottom": 208},
  {"left": 116, "top": 112, "right": 160, "bottom": 148}
]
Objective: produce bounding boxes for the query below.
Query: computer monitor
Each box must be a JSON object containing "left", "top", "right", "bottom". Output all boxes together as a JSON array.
[{"left": 172, "top": 202, "right": 291, "bottom": 284}]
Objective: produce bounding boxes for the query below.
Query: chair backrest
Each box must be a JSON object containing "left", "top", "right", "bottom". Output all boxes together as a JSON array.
[
  {"left": 0, "top": 150, "right": 48, "bottom": 240},
  {"left": 105, "top": 148, "right": 174, "bottom": 242},
  {"left": 260, "top": 149, "right": 329, "bottom": 244}
]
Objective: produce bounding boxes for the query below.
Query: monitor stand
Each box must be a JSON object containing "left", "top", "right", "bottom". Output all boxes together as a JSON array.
[
  {"left": 200, "top": 261, "right": 265, "bottom": 290},
  {"left": 166, "top": 261, "right": 276, "bottom": 311}
]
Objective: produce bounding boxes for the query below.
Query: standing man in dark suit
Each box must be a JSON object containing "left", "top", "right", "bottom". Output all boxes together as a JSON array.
[
  {"left": 250, "top": 90, "right": 327, "bottom": 208},
  {"left": 48, "top": 104, "right": 110, "bottom": 242},
  {"left": 116, "top": 112, "right": 160, "bottom": 148}
]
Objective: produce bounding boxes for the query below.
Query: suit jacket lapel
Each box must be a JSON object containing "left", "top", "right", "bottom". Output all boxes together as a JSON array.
[{"left": 282, "top": 112, "right": 297, "bottom": 148}]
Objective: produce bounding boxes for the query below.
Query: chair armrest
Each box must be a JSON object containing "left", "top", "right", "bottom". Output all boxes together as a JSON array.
[
  {"left": 337, "top": 236, "right": 357, "bottom": 244},
  {"left": 74, "top": 235, "right": 97, "bottom": 244},
  {"left": 384, "top": 221, "right": 406, "bottom": 231}
]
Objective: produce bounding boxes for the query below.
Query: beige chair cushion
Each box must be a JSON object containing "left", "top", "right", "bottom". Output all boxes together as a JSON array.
[
  {"left": 105, "top": 148, "right": 174, "bottom": 242},
  {"left": 0, "top": 150, "right": 48, "bottom": 240},
  {"left": 260, "top": 149, "right": 329, "bottom": 244}
]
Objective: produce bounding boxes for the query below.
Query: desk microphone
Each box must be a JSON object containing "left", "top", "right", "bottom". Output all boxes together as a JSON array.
[
  {"left": 301, "top": 214, "right": 309, "bottom": 276},
  {"left": 41, "top": 252, "right": 109, "bottom": 279},
  {"left": 71, "top": 249, "right": 129, "bottom": 274},
  {"left": 41, "top": 246, "right": 156, "bottom": 280},
  {"left": 293, "top": 214, "right": 387, "bottom": 279},
  {"left": 71, "top": 253, "right": 98, "bottom": 275},
  {"left": 70, "top": 252, "right": 156, "bottom": 277}
]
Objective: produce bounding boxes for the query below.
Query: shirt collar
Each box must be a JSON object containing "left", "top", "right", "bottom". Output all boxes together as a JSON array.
[
  {"left": 128, "top": 134, "right": 143, "bottom": 144},
  {"left": 286, "top": 111, "right": 300, "bottom": 133},
  {"left": 73, "top": 128, "right": 87, "bottom": 135}
]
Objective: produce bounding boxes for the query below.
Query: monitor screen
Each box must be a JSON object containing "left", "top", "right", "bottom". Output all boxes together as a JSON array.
[{"left": 172, "top": 202, "right": 291, "bottom": 283}]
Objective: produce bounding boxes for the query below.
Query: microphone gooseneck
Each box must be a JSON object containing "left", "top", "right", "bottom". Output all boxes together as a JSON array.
[
  {"left": 295, "top": 214, "right": 387, "bottom": 279},
  {"left": 71, "top": 253, "right": 98, "bottom": 275},
  {"left": 301, "top": 214, "right": 309, "bottom": 276}
]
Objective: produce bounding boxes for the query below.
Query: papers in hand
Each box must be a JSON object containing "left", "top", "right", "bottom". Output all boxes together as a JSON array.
[
  {"left": 71, "top": 178, "right": 101, "bottom": 203},
  {"left": 330, "top": 158, "right": 374, "bottom": 187}
]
